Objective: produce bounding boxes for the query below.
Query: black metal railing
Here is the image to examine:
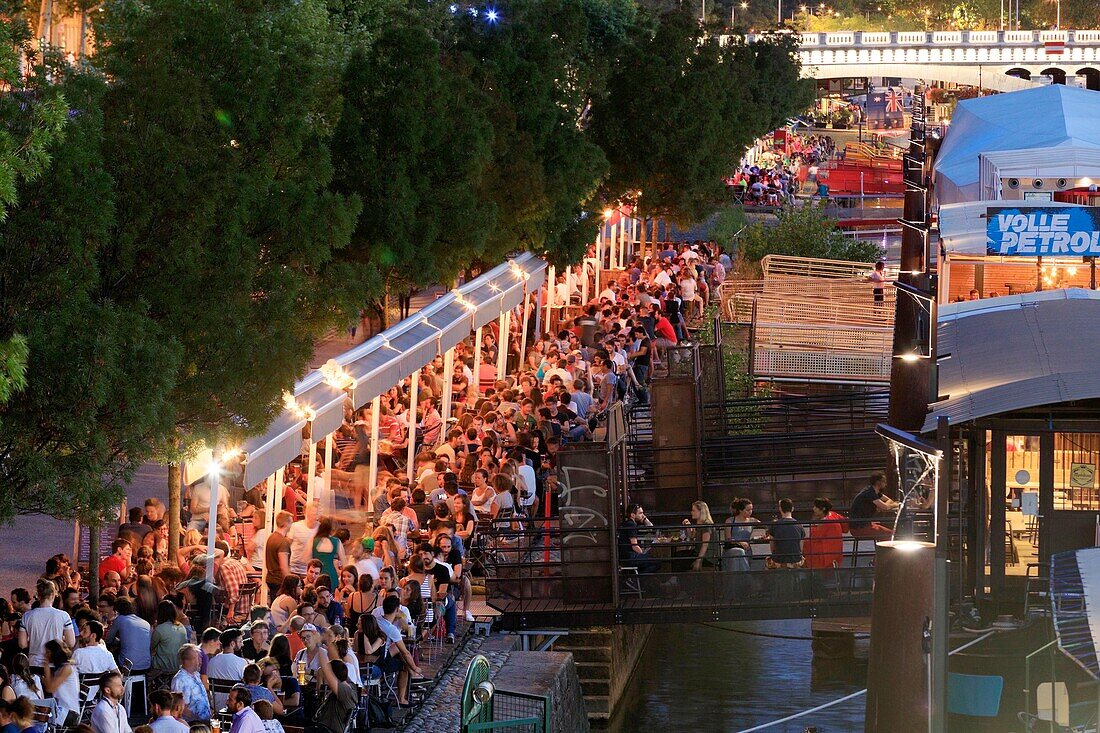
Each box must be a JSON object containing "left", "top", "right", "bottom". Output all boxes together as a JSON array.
[{"left": 478, "top": 516, "right": 923, "bottom": 628}]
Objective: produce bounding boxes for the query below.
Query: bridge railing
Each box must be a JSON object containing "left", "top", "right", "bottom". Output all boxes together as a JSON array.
[
  {"left": 766, "top": 29, "right": 1099, "bottom": 47},
  {"left": 480, "top": 515, "right": 929, "bottom": 627}
]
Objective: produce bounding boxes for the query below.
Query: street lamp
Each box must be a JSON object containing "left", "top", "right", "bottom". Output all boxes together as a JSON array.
[{"left": 730, "top": 0, "right": 748, "bottom": 25}]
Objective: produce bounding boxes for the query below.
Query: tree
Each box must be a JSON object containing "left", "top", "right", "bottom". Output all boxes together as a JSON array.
[
  {"left": 590, "top": 13, "right": 813, "bottom": 257},
  {"left": 94, "top": 0, "right": 361, "bottom": 550},
  {"left": 736, "top": 202, "right": 882, "bottom": 270},
  {"left": 0, "top": 10, "right": 70, "bottom": 407},
  {"left": 450, "top": 0, "right": 609, "bottom": 267},
  {"left": 0, "top": 63, "right": 182, "bottom": 524},
  {"left": 330, "top": 9, "right": 495, "bottom": 311}
]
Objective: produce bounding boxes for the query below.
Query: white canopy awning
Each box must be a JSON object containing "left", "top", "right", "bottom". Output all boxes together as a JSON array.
[
  {"left": 240, "top": 410, "right": 306, "bottom": 490},
  {"left": 238, "top": 253, "right": 548, "bottom": 488}
]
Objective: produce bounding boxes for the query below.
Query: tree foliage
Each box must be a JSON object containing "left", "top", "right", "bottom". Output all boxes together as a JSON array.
[
  {"left": 95, "top": 0, "right": 360, "bottom": 447},
  {"left": 737, "top": 203, "right": 882, "bottom": 268},
  {"left": 591, "top": 15, "right": 813, "bottom": 227}
]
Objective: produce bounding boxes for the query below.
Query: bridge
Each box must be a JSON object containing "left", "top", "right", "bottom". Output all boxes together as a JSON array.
[{"left": 740, "top": 29, "right": 1100, "bottom": 92}]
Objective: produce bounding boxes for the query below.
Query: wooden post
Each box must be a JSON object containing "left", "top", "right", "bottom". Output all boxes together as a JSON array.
[
  {"left": 168, "top": 460, "right": 182, "bottom": 562},
  {"left": 519, "top": 289, "right": 530, "bottom": 372}
]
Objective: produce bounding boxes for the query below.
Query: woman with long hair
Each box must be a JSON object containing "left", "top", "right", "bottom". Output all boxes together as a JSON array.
[
  {"left": 722, "top": 498, "right": 759, "bottom": 573},
  {"left": 678, "top": 501, "right": 718, "bottom": 572},
  {"left": 151, "top": 599, "right": 188, "bottom": 680},
  {"left": 452, "top": 495, "right": 476, "bottom": 545},
  {"left": 372, "top": 525, "right": 400, "bottom": 568},
  {"left": 334, "top": 565, "right": 358, "bottom": 606},
  {"left": 344, "top": 574, "right": 374, "bottom": 633},
  {"left": 9, "top": 655, "right": 40, "bottom": 700},
  {"left": 41, "top": 640, "right": 79, "bottom": 725},
  {"left": 398, "top": 555, "right": 434, "bottom": 628},
  {"left": 0, "top": 663, "right": 17, "bottom": 703}
]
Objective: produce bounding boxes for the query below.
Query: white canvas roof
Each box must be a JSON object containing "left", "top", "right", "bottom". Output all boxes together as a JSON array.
[
  {"left": 922, "top": 288, "right": 1100, "bottom": 432},
  {"left": 934, "top": 86, "right": 1100, "bottom": 206}
]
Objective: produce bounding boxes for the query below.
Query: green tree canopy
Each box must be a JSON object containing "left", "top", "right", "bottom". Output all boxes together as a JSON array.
[
  {"left": 95, "top": 0, "right": 361, "bottom": 447},
  {"left": 591, "top": 15, "right": 813, "bottom": 239}
]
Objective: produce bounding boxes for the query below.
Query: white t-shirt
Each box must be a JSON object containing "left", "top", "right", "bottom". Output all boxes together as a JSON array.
[
  {"left": 73, "top": 643, "right": 119, "bottom": 675},
  {"left": 517, "top": 464, "right": 538, "bottom": 506},
  {"left": 249, "top": 527, "right": 269, "bottom": 569},
  {"left": 22, "top": 606, "right": 73, "bottom": 666},
  {"left": 654, "top": 270, "right": 672, "bottom": 287},
  {"left": 372, "top": 605, "right": 413, "bottom": 630},
  {"left": 287, "top": 520, "right": 319, "bottom": 574},
  {"left": 354, "top": 557, "right": 381, "bottom": 583}
]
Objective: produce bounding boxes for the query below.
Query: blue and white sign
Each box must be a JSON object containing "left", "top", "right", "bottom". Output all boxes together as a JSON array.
[{"left": 986, "top": 206, "right": 1100, "bottom": 256}]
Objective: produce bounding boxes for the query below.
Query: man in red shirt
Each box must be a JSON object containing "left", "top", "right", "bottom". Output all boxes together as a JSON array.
[
  {"left": 652, "top": 304, "right": 679, "bottom": 362},
  {"left": 98, "top": 539, "right": 133, "bottom": 582}
]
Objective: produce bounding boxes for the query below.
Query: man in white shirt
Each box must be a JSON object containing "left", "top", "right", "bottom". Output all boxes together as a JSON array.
[
  {"left": 205, "top": 628, "right": 248, "bottom": 681},
  {"left": 246, "top": 508, "right": 269, "bottom": 570},
  {"left": 73, "top": 620, "right": 118, "bottom": 698},
  {"left": 19, "top": 579, "right": 75, "bottom": 667},
  {"left": 90, "top": 671, "right": 131, "bottom": 733},
  {"left": 286, "top": 503, "right": 319, "bottom": 575},
  {"left": 148, "top": 689, "right": 189, "bottom": 733}
]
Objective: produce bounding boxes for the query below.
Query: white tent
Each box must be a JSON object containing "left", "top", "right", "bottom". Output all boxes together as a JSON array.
[{"left": 934, "top": 86, "right": 1100, "bottom": 206}]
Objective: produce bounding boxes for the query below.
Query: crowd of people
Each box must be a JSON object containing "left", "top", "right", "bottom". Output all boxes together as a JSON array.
[
  {"left": 729, "top": 131, "right": 837, "bottom": 206},
  {"left": 617, "top": 470, "right": 915, "bottom": 587},
  {"left": 0, "top": 234, "right": 736, "bottom": 733}
]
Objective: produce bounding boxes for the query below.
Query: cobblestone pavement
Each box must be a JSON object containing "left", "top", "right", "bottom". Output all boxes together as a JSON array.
[{"left": 399, "top": 634, "right": 514, "bottom": 732}]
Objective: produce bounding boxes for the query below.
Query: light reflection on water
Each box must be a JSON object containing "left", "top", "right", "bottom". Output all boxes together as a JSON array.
[{"left": 600, "top": 620, "right": 867, "bottom": 733}]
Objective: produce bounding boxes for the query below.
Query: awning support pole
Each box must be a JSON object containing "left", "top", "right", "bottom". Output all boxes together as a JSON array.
[
  {"left": 545, "top": 264, "right": 556, "bottom": 334},
  {"left": 441, "top": 346, "right": 455, "bottom": 431},
  {"left": 519, "top": 287, "right": 530, "bottom": 372},
  {"left": 496, "top": 310, "right": 510, "bottom": 379},
  {"left": 323, "top": 433, "right": 334, "bottom": 515},
  {"left": 472, "top": 327, "right": 483, "bottom": 397},
  {"left": 367, "top": 396, "right": 381, "bottom": 512},
  {"left": 273, "top": 468, "right": 284, "bottom": 531},
  {"left": 306, "top": 430, "right": 317, "bottom": 506},
  {"left": 205, "top": 453, "right": 220, "bottom": 586},
  {"left": 594, "top": 233, "right": 602, "bottom": 300},
  {"left": 406, "top": 372, "right": 419, "bottom": 483}
]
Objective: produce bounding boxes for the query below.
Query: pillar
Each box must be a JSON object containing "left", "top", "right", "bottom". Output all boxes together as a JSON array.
[
  {"left": 519, "top": 290, "right": 530, "bottom": 372},
  {"left": 273, "top": 468, "right": 285, "bottom": 530},
  {"left": 864, "top": 541, "right": 934, "bottom": 733},
  {"left": 472, "top": 327, "right": 483, "bottom": 397},
  {"left": 368, "top": 395, "right": 381, "bottom": 510},
  {"left": 581, "top": 260, "right": 589, "bottom": 304},
  {"left": 545, "top": 264, "right": 556, "bottom": 333},
  {"left": 306, "top": 431, "right": 317, "bottom": 505},
  {"left": 264, "top": 474, "right": 276, "bottom": 533},
  {"left": 323, "top": 432, "right": 334, "bottom": 516},
  {"left": 594, "top": 235, "right": 602, "bottom": 302},
  {"left": 441, "top": 346, "right": 455, "bottom": 430},
  {"left": 406, "top": 373, "right": 419, "bottom": 483},
  {"left": 204, "top": 458, "right": 220, "bottom": 586},
  {"left": 496, "top": 310, "right": 509, "bottom": 378}
]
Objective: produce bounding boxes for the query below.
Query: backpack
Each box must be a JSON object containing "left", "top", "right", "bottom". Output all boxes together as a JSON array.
[{"left": 356, "top": 695, "right": 395, "bottom": 730}]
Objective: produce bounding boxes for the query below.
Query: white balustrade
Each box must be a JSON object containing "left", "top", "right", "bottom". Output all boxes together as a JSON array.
[
  {"left": 861, "top": 31, "right": 891, "bottom": 45},
  {"left": 824, "top": 32, "right": 855, "bottom": 45},
  {"left": 932, "top": 31, "right": 962, "bottom": 44},
  {"left": 969, "top": 31, "right": 998, "bottom": 44},
  {"left": 800, "top": 32, "right": 821, "bottom": 46},
  {"left": 1039, "top": 30, "right": 1068, "bottom": 42},
  {"left": 897, "top": 31, "right": 927, "bottom": 45},
  {"left": 1005, "top": 30, "right": 1035, "bottom": 44}
]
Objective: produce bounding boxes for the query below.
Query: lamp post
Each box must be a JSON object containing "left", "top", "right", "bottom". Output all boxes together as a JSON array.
[
  {"left": 732, "top": 1, "right": 747, "bottom": 26},
  {"left": 776, "top": 0, "right": 781, "bottom": 25}
]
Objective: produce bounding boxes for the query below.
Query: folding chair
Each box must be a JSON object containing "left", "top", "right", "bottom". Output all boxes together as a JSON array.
[
  {"left": 209, "top": 678, "right": 238, "bottom": 714},
  {"left": 619, "top": 566, "right": 643, "bottom": 599}
]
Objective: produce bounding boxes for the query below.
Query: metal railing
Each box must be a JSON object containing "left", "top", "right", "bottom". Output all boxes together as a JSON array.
[
  {"left": 760, "top": 255, "right": 885, "bottom": 280},
  {"left": 479, "top": 516, "right": 920, "bottom": 628},
  {"left": 724, "top": 279, "right": 896, "bottom": 327}
]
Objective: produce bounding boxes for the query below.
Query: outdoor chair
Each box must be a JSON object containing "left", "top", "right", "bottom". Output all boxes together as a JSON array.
[
  {"left": 120, "top": 657, "right": 148, "bottom": 719},
  {"left": 619, "top": 566, "right": 643, "bottom": 599},
  {"left": 209, "top": 677, "right": 238, "bottom": 714}
]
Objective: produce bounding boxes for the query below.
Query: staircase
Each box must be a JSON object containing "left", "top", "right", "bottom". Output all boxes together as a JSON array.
[{"left": 551, "top": 626, "right": 653, "bottom": 720}]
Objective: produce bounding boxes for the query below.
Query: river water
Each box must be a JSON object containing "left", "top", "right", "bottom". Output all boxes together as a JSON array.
[{"left": 601, "top": 620, "right": 867, "bottom": 733}]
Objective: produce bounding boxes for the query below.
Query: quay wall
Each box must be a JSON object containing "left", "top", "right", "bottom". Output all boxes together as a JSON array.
[{"left": 553, "top": 624, "right": 653, "bottom": 720}]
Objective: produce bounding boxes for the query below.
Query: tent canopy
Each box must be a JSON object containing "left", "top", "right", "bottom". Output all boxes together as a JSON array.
[
  {"left": 922, "top": 288, "right": 1100, "bottom": 432},
  {"left": 238, "top": 252, "right": 548, "bottom": 489},
  {"left": 934, "top": 86, "right": 1100, "bottom": 206}
]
